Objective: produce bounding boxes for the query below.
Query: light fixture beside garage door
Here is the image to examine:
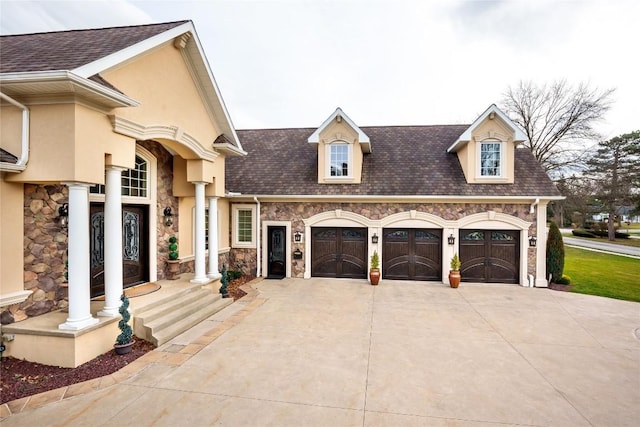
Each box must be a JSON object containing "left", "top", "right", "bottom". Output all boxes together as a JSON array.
[
  {"left": 447, "top": 234, "right": 455, "bottom": 245},
  {"left": 371, "top": 233, "right": 379, "bottom": 244},
  {"left": 529, "top": 235, "right": 537, "bottom": 247}
]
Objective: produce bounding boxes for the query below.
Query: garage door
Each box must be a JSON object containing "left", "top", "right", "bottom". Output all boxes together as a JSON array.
[
  {"left": 311, "top": 227, "right": 367, "bottom": 278},
  {"left": 459, "top": 230, "right": 519, "bottom": 283},
  {"left": 382, "top": 228, "right": 442, "bottom": 281}
]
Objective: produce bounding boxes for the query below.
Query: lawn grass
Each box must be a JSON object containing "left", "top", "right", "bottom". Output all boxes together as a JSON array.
[{"left": 564, "top": 246, "right": 640, "bottom": 302}]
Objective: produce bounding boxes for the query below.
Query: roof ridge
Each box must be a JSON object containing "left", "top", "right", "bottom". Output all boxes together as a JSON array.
[
  {"left": 236, "top": 124, "right": 470, "bottom": 132},
  {"left": 0, "top": 20, "right": 190, "bottom": 38}
]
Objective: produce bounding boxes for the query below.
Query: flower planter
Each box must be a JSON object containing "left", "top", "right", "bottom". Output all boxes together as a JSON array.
[
  {"left": 448, "top": 270, "right": 461, "bottom": 288},
  {"left": 370, "top": 269, "right": 380, "bottom": 286}
]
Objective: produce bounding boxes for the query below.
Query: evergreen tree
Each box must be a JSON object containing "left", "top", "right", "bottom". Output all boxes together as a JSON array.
[
  {"left": 546, "top": 222, "right": 565, "bottom": 283},
  {"left": 586, "top": 131, "right": 640, "bottom": 240}
]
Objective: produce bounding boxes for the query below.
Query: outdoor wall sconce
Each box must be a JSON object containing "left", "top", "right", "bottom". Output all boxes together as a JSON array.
[
  {"left": 163, "top": 207, "right": 174, "bottom": 227},
  {"left": 447, "top": 234, "right": 456, "bottom": 245},
  {"left": 371, "top": 233, "right": 379, "bottom": 244},
  {"left": 294, "top": 231, "right": 302, "bottom": 242},
  {"left": 529, "top": 235, "right": 537, "bottom": 247},
  {"left": 58, "top": 203, "right": 69, "bottom": 228}
]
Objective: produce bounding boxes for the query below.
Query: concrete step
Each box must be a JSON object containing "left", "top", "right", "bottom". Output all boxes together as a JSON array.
[
  {"left": 133, "top": 288, "right": 233, "bottom": 346},
  {"left": 152, "top": 297, "right": 233, "bottom": 347},
  {"left": 134, "top": 286, "right": 208, "bottom": 329}
]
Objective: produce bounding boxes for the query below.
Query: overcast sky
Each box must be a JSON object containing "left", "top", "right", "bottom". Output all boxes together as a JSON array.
[{"left": 1, "top": 0, "right": 637, "bottom": 139}]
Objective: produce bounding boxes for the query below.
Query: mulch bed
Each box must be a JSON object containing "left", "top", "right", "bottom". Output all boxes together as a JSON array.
[
  {"left": 548, "top": 282, "right": 573, "bottom": 292},
  {"left": 0, "top": 339, "right": 155, "bottom": 404},
  {"left": 0, "top": 277, "right": 252, "bottom": 405}
]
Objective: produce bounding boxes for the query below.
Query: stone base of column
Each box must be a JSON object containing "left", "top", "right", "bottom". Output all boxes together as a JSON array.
[
  {"left": 97, "top": 307, "right": 120, "bottom": 317},
  {"left": 535, "top": 278, "right": 549, "bottom": 288},
  {"left": 207, "top": 272, "right": 221, "bottom": 280},
  {"left": 58, "top": 316, "right": 99, "bottom": 331},
  {"left": 190, "top": 277, "right": 213, "bottom": 284}
]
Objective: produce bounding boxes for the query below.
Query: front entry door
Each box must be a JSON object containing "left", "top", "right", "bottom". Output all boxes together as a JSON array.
[
  {"left": 267, "top": 226, "right": 286, "bottom": 279},
  {"left": 90, "top": 203, "right": 149, "bottom": 297}
]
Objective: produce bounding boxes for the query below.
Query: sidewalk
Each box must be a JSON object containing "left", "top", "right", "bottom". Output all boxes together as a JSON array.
[{"left": 2, "top": 278, "right": 639, "bottom": 426}]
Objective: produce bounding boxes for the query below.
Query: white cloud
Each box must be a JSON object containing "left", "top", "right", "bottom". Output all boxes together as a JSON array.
[
  {"left": 0, "top": 0, "right": 152, "bottom": 34},
  {"left": 1, "top": 0, "right": 637, "bottom": 137}
]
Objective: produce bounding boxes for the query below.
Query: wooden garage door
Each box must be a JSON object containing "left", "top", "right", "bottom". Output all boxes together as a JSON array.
[
  {"left": 459, "top": 230, "right": 519, "bottom": 283},
  {"left": 311, "top": 227, "right": 367, "bottom": 278},
  {"left": 382, "top": 228, "right": 442, "bottom": 281}
]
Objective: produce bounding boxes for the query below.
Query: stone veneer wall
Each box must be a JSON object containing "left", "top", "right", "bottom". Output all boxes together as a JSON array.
[
  {"left": 1, "top": 184, "right": 69, "bottom": 324},
  {"left": 228, "top": 248, "right": 258, "bottom": 277},
  {"left": 231, "top": 202, "right": 538, "bottom": 280},
  {"left": 138, "top": 140, "right": 178, "bottom": 281}
]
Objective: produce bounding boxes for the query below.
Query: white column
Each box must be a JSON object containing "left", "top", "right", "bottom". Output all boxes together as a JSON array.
[
  {"left": 535, "top": 202, "right": 549, "bottom": 287},
  {"left": 191, "top": 182, "right": 209, "bottom": 283},
  {"left": 207, "top": 197, "right": 220, "bottom": 279},
  {"left": 59, "top": 183, "right": 99, "bottom": 330},
  {"left": 98, "top": 167, "right": 125, "bottom": 317}
]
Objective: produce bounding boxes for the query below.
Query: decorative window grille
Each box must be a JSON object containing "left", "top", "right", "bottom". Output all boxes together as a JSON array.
[
  {"left": 480, "top": 142, "right": 501, "bottom": 176},
  {"left": 330, "top": 145, "right": 349, "bottom": 176},
  {"left": 90, "top": 155, "right": 148, "bottom": 196}
]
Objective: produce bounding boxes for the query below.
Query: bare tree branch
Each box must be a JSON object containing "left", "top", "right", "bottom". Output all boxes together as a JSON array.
[{"left": 501, "top": 80, "right": 615, "bottom": 175}]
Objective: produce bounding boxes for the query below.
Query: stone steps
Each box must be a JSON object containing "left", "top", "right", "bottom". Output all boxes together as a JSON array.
[{"left": 133, "top": 286, "right": 233, "bottom": 346}]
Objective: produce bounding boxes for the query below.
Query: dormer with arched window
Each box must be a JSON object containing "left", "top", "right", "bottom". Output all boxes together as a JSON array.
[
  {"left": 447, "top": 104, "right": 527, "bottom": 184},
  {"left": 308, "top": 108, "right": 371, "bottom": 184}
]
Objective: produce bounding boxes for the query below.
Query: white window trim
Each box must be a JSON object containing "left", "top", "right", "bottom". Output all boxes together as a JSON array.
[
  {"left": 232, "top": 204, "right": 257, "bottom": 248},
  {"left": 476, "top": 139, "right": 505, "bottom": 179},
  {"left": 325, "top": 141, "right": 353, "bottom": 179}
]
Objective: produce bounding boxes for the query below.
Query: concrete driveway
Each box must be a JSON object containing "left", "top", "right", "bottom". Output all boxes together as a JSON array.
[{"left": 3, "top": 278, "right": 639, "bottom": 426}]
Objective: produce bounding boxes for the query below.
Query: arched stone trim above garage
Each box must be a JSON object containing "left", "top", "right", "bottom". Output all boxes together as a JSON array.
[
  {"left": 303, "top": 209, "right": 375, "bottom": 228},
  {"left": 381, "top": 210, "right": 449, "bottom": 228},
  {"left": 456, "top": 210, "right": 531, "bottom": 230}
]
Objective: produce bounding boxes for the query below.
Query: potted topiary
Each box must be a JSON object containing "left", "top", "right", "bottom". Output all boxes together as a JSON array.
[
  {"left": 448, "top": 253, "right": 461, "bottom": 288},
  {"left": 219, "top": 264, "right": 229, "bottom": 298},
  {"left": 114, "top": 293, "right": 134, "bottom": 355},
  {"left": 369, "top": 250, "right": 381, "bottom": 285},
  {"left": 167, "top": 236, "right": 179, "bottom": 279}
]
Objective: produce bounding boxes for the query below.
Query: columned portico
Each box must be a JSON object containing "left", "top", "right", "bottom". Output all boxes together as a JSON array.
[
  {"left": 98, "top": 166, "right": 126, "bottom": 317},
  {"left": 191, "top": 181, "right": 210, "bottom": 283},
  {"left": 59, "top": 183, "right": 99, "bottom": 330},
  {"left": 207, "top": 197, "right": 220, "bottom": 279}
]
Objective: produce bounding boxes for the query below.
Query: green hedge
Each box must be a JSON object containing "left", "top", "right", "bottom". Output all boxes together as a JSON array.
[{"left": 572, "top": 229, "right": 596, "bottom": 238}]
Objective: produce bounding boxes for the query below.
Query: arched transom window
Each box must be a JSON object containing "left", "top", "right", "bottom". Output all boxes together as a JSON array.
[{"left": 91, "top": 155, "right": 149, "bottom": 197}]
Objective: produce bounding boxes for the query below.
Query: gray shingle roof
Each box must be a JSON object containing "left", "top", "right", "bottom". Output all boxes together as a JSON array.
[
  {"left": 226, "top": 126, "right": 561, "bottom": 197},
  {"left": 0, "top": 21, "right": 188, "bottom": 73}
]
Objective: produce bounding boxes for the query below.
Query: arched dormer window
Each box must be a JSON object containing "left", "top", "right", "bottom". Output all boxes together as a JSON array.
[
  {"left": 328, "top": 142, "right": 351, "bottom": 177},
  {"left": 478, "top": 138, "right": 504, "bottom": 178}
]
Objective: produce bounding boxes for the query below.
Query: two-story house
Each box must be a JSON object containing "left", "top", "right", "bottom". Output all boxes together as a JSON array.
[{"left": 1, "top": 20, "right": 561, "bottom": 368}]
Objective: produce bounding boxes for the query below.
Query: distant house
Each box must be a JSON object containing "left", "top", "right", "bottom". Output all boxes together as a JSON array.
[
  {"left": 1, "top": 21, "right": 562, "bottom": 368},
  {"left": 592, "top": 206, "right": 640, "bottom": 224}
]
